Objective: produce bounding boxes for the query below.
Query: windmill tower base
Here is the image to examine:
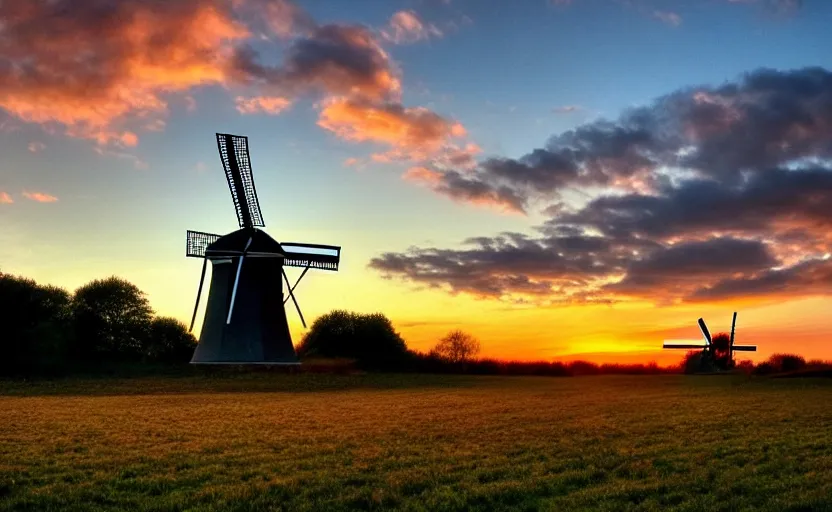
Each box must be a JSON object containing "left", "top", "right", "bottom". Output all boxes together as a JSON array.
[{"left": 190, "top": 256, "right": 299, "bottom": 364}]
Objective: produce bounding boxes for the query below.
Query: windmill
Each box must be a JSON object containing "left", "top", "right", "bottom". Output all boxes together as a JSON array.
[
  {"left": 662, "top": 312, "right": 756, "bottom": 371},
  {"left": 185, "top": 133, "right": 341, "bottom": 364}
]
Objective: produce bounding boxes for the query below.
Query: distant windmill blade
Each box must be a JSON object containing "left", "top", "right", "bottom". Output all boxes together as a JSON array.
[
  {"left": 217, "top": 133, "right": 264, "bottom": 229},
  {"left": 730, "top": 311, "right": 737, "bottom": 346},
  {"left": 697, "top": 318, "right": 712, "bottom": 344},
  {"left": 189, "top": 257, "right": 208, "bottom": 332},
  {"left": 226, "top": 236, "right": 253, "bottom": 324},
  {"left": 282, "top": 268, "right": 306, "bottom": 328},
  {"left": 662, "top": 342, "right": 709, "bottom": 350}
]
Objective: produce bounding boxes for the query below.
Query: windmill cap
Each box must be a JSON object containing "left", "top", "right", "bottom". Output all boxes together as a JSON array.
[{"left": 205, "top": 228, "right": 285, "bottom": 257}]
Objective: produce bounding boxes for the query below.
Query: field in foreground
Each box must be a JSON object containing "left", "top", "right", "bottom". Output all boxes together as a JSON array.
[{"left": 1, "top": 373, "right": 831, "bottom": 511}]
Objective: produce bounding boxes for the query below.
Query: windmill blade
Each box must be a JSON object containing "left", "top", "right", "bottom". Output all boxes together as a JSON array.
[
  {"left": 226, "top": 237, "right": 253, "bottom": 324},
  {"left": 282, "top": 242, "right": 341, "bottom": 271},
  {"left": 697, "top": 318, "right": 713, "bottom": 345},
  {"left": 282, "top": 268, "right": 306, "bottom": 328},
  {"left": 216, "top": 133, "right": 264, "bottom": 229},
  {"left": 189, "top": 258, "right": 208, "bottom": 332},
  {"left": 732, "top": 345, "right": 757, "bottom": 352},
  {"left": 186, "top": 230, "right": 222, "bottom": 258}
]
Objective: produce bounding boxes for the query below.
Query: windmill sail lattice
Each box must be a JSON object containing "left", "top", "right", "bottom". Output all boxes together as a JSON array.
[{"left": 183, "top": 133, "right": 342, "bottom": 364}]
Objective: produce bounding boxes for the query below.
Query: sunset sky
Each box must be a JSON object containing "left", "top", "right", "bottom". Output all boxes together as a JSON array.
[{"left": 2, "top": 0, "right": 831, "bottom": 365}]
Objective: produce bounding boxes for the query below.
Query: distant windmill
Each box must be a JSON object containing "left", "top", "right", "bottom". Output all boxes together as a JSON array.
[
  {"left": 185, "top": 133, "right": 341, "bottom": 364},
  {"left": 663, "top": 312, "right": 756, "bottom": 371}
]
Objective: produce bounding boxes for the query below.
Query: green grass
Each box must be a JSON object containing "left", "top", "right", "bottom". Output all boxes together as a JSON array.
[{"left": 1, "top": 373, "right": 831, "bottom": 511}]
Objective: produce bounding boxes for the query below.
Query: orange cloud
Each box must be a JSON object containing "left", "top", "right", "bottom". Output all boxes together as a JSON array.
[
  {"left": 0, "top": 0, "right": 250, "bottom": 146},
  {"left": 318, "top": 97, "right": 466, "bottom": 160},
  {"left": 22, "top": 191, "right": 58, "bottom": 203},
  {"left": 381, "top": 10, "right": 442, "bottom": 44},
  {"left": 235, "top": 96, "right": 292, "bottom": 115},
  {"left": 0, "top": 192, "right": 13, "bottom": 204},
  {"left": 403, "top": 166, "right": 443, "bottom": 185}
]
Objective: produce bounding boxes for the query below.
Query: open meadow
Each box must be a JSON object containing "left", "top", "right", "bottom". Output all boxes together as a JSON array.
[{"left": 1, "top": 373, "right": 831, "bottom": 511}]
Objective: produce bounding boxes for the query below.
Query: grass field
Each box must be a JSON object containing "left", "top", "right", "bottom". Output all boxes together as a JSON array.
[{"left": 1, "top": 373, "right": 831, "bottom": 511}]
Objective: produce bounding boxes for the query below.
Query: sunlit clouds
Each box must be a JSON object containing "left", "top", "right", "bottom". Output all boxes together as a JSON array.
[
  {"left": 381, "top": 11, "right": 443, "bottom": 44},
  {"left": 22, "top": 191, "right": 59, "bottom": 203},
  {"left": 0, "top": 0, "right": 251, "bottom": 147},
  {"left": 318, "top": 97, "right": 466, "bottom": 161},
  {"left": 234, "top": 96, "right": 293, "bottom": 115}
]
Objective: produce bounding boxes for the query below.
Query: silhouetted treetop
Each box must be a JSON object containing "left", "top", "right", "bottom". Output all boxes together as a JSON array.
[{"left": 296, "top": 310, "right": 410, "bottom": 369}]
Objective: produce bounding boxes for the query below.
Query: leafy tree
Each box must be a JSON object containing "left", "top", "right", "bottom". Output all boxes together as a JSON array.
[
  {"left": 0, "top": 272, "right": 73, "bottom": 374},
  {"left": 430, "top": 329, "right": 481, "bottom": 364},
  {"left": 72, "top": 276, "right": 153, "bottom": 361},
  {"left": 296, "top": 310, "right": 411, "bottom": 369},
  {"left": 145, "top": 317, "right": 198, "bottom": 363}
]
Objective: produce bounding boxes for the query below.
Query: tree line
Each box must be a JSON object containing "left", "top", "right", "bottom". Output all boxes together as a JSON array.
[
  {"left": 1, "top": 271, "right": 196, "bottom": 376},
  {"left": 3, "top": 271, "right": 829, "bottom": 378},
  {"left": 296, "top": 310, "right": 832, "bottom": 377}
]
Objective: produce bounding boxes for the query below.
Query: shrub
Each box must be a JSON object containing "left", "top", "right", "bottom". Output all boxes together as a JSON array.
[
  {"left": 145, "top": 317, "right": 197, "bottom": 363},
  {"left": 765, "top": 353, "right": 807, "bottom": 373},
  {"left": 296, "top": 310, "right": 411, "bottom": 370},
  {"left": 680, "top": 350, "right": 705, "bottom": 374}
]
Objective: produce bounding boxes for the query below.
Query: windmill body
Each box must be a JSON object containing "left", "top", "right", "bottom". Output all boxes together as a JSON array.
[{"left": 185, "top": 133, "right": 341, "bottom": 365}]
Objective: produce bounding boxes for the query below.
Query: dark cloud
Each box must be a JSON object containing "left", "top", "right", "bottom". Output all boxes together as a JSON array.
[
  {"left": 372, "top": 68, "right": 832, "bottom": 306},
  {"left": 231, "top": 23, "right": 401, "bottom": 102},
  {"left": 689, "top": 257, "right": 832, "bottom": 302},
  {"left": 603, "top": 237, "right": 778, "bottom": 300},
  {"left": 408, "top": 67, "right": 832, "bottom": 211},
  {"left": 369, "top": 232, "right": 623, "bottom": 300},
  {"left": 556, "top": 167, "right": 832, "bottom": 241}
]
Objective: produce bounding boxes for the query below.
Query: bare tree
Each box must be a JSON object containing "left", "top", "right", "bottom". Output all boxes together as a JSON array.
[{"left": 431, "top": 329, "right": 481, "bottom": 363}]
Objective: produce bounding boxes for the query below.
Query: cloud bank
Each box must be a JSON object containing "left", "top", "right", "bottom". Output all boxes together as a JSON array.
[
  {"left": 371, "top": 67, "right": 832, "bottom": 307},
  {"left": 0, "top": 0, "right": 464, "bottom": 160}
]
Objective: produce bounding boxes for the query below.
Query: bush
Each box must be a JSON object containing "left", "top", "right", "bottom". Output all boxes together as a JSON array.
[
  {"left": 72, "top": 276, "right": 154, "bottom": 362},
  {"left": 0, "top": 272, "right": 73, "bottom": 375},
  {"left": 765, "top": 353, "right": 807, "bottom": 373},
  {"left": 145, "top": 317, "right": 197, "bottom": 363},
  {"left": 296, "top": 310, "right": 411, "bottom": 370},
  {"left": 680, "top": 350, "right": 705, "bottom": 374}
]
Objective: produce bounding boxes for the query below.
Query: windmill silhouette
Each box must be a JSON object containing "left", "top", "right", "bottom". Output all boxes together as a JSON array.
[
  {"left": 185, "top": 133, "right": 341, "bottom": 364},
  {"left": 663, "top": 312, "right": 756, "bottom": 371}
]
